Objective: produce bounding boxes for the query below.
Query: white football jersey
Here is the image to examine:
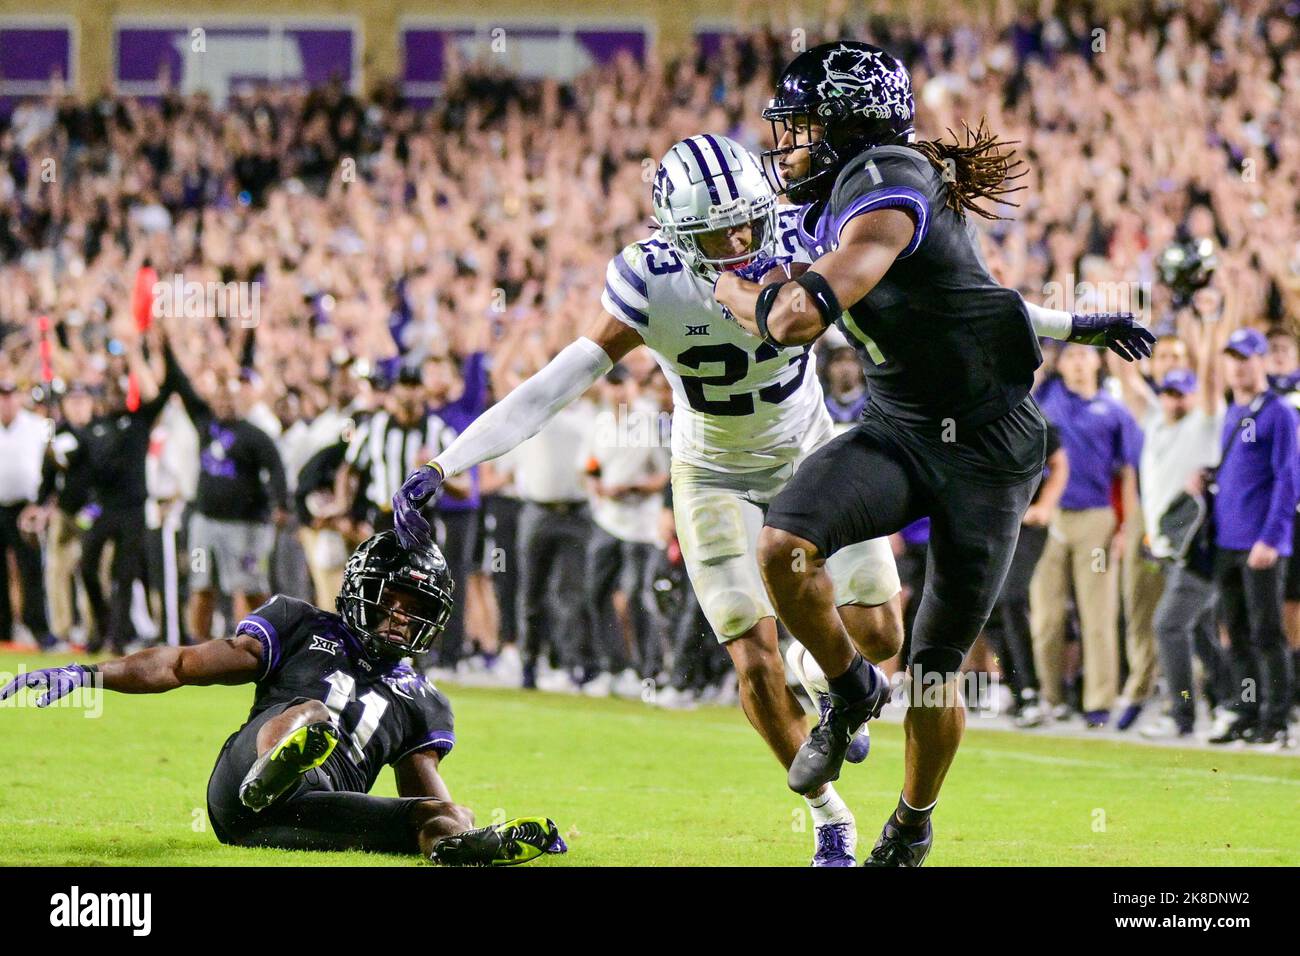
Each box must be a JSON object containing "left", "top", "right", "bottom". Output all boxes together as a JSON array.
[{"left": 601, "top": 208, "right": 829, "bottom": 473}]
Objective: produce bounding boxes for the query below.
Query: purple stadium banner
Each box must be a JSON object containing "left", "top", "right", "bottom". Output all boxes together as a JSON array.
[
  {"left": 401, "top": 23, "right": 648, "bottom": 102},
  {"left": 0, "top": 23, "right": 73, "bottom": 116},
  {"left": 694, "top": 29, "right": 731, "bottom": 62},
  {"left": 114, "top": 21, "right": 357, "bottom": 105}
]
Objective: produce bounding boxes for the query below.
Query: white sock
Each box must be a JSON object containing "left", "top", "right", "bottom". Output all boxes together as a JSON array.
[{"left": 806, "top": 785, "right": 850, "bottom": 825}]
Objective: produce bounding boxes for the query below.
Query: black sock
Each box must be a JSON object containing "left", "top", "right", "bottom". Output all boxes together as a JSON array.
[
  {"left": 827, "top": 653, "right": 874, "bottom": 703},
  {"left": 891, "top": 793, "right": 935, "bottom": 831}
]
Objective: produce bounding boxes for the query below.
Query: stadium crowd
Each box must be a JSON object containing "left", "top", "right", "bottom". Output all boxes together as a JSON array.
[{"left": 1, "top": 0, "right": 1298, "bottom": 746}]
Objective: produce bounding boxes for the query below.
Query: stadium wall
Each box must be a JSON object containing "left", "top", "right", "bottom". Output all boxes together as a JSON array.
[{"left": 0, "top": 0, "right": 1148, "bottom": 100}]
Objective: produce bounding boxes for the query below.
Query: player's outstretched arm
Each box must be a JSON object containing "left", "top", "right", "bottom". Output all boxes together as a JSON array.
[
  {"left": 1023, "top": 295, "right": 1154, "bottom": 362},
  {"left": 0, "top": 637, "right": 264, "bottom": 706},
  {"left": 392, "top": 314, "right": 643, "bottom": 548},
  {"left": 715, "top": 208, "right": 915, "bottom": 346},
  {"left": 99, "top": 636, "right": 264, "bottom": 692}
]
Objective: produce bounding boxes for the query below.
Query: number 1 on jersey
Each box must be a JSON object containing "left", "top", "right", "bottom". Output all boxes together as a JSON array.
[{"left": 322, "top": 670, "right": 390, "bottom": 759}]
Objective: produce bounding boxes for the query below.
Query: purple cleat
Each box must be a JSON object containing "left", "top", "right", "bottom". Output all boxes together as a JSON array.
[{"left": 811, "top": 820, "right": 857, "bottom": 867}]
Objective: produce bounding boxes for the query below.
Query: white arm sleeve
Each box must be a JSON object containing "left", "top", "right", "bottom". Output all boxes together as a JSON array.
[
  {"left": 433, "top": 337, "right": 614, "bottom": 478},
  {"left": 1022, "top": 298, "right": 1074, "bottom": 340}
]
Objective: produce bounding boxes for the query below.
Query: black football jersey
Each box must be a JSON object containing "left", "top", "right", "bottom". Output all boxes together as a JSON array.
[
  {"left": 795, "top": 145, "right": 1042, "bottom": 433},
  {"left": 233, "top": 595, "right": 455, "bottom": 794}
]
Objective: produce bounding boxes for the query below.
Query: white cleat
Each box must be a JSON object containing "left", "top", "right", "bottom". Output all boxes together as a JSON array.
[
  {"left": 581, "top": 672, "right": 613, "bottom": 697},
  {"left": 611, "top": 668, "right": 644, "bottom": 700}
]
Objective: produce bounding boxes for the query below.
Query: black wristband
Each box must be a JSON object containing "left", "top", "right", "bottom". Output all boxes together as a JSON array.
[
  {"left": 78, "top": 663, "right": 99, "bottom": 676},
  {"left": 755, "top": 281, "right": 787, "bottom": 346},
  {"left": 793, "top": 270, "right": 843, "bottom": 330}
]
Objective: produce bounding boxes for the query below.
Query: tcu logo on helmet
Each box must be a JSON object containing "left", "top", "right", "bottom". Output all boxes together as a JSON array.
[{"left": 816, "top": 44, "right": 912, "bottom": 121}]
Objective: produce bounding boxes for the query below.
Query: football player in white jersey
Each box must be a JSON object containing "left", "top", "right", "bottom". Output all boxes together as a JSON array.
[{"left": 392, "top": 134, "right": 901, "bottom": 866}]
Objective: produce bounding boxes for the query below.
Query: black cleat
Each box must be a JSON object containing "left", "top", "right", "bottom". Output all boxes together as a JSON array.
[
  {"left": 239, "top": 721, "right": 339, "bottom": 812},
  {"left": 430, "top": 817, "right": 567, "bottom": 866},
  {"left": 1243, "top": 725, "right": 1293, "bottom": 749},
  {"left": 788, "top": 660, "right": 888, "bottom": 794},
  {"left": 863, "top": 819, "right": 933, "bottom": 867},
  {"left": 1207, "top": 716, "right": 1252, "bottom": 745}
]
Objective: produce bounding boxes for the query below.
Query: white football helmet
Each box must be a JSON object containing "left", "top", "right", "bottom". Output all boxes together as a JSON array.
[{"left": 652, "top": 134, "right": 779, "bottom": 278}]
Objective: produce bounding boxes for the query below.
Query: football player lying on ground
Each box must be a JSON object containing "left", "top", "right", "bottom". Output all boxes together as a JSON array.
[
  {"left": 393, "top": 133, "right": 903, "bottom": 866},
  {"left": 713, "top": 42, "right": 1155, "bottom": 866},
  {"left": 1, "top": 531, "right": 565, "bottom": 866}
]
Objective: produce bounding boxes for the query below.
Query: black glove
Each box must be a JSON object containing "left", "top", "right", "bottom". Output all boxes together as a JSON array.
[{"left": 1068, "top": 312, "right": 1156, "bottom": 362}]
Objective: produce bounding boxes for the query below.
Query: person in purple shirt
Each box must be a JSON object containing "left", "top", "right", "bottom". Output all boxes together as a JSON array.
[
  {"left": 421, "top": 349, "right": 490, "bottom": 671},
  {"left": 1208, "top": 328, "right": 1298, "bottom": 746},
  {"left": 822, "top": 340, "right": 868, "bottom": 427},
  {"left": 1030, "top": 344, "right": 1136, "bottom": 727}
]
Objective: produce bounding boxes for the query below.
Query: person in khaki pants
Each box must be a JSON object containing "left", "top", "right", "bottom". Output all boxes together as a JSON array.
[
  {"left": 1030, "top": 506, "right": 1121, "bottom": 720},
  {"left": 37, "top": 385, "right": 99, "bottom": 645},
  {"left": 1117, "top": 496, "right": 1163, "bottom": 727},
  {"left": 1032, "top": 345, "right": 1137, "bottom": 726},
  {"left": 43, "top": 507, "right": 86, "bottom": 638}
]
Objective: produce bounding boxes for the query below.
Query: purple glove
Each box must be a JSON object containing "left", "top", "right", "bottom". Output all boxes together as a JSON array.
[
  {"left": 392, "top": 463, "right": 445, "bottom": 550},
  {"left": 1068, "top": 312, "right": 1156, "bottom": 362},
  {"left": 732, "top": 254, "right": 788, "bottom": 284},
  {"left": 0, "top": 664, "right": 97, "bottom": 707}
]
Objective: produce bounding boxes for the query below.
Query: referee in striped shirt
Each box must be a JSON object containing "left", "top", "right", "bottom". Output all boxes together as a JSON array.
[{"left": 344, "top": 367, "right": 459, "bottom": 536}]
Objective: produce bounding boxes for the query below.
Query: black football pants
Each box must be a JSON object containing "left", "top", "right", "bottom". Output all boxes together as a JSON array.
[
  {"left": 765, "top": 406, "right": 1043, "bottom": 677},
  {"left": 207, "top": 700, "right": 425, "bottom": 854}
]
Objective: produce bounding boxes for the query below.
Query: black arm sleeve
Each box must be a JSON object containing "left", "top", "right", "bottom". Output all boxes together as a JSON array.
[{"left": 162, "top": 341, "right": 212, "bottom": 424}]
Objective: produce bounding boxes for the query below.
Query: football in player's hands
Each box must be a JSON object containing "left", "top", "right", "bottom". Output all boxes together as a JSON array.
[{"left": 776, "top": 261, "right": 810, "bottom": 284}]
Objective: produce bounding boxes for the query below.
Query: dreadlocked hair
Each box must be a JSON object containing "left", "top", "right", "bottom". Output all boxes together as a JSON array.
[{"left": 907, "top": 117, "right": 1027, "bottom": 221}]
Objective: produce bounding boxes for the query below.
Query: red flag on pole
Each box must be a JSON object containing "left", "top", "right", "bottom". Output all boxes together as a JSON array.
[
  {"left": 36, "top": 314, "right": 53, "bottom": 386},
  {"left": 133, "top": 265, "right": 157, "bottom": 331}
]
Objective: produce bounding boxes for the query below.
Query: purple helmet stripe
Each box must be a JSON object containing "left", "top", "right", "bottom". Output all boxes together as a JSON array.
[
  {"left": 680, "top": 137, "right": 722, "bottom": 206},
  {"left": 701, "top": 134, "right": 739, "bottom": 201}
]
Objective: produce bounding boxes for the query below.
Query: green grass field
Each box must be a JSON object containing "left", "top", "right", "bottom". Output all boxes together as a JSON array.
[{"left": 1, "top": 652, "right": 1296, "bottom": 866}]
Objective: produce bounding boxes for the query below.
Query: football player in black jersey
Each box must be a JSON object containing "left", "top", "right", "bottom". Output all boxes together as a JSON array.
[
  {"left": 715, "top": 42, "right": 1154, "bottom": 866},
  {"left": 2, "top": 531, "right": 564, "bottom": 866}
]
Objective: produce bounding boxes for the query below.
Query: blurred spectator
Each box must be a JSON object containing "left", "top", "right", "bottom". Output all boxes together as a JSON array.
[
  {"left": 582, "top": 365, "right": 669, "bottom": 696},
  {"left": 38, "top": 384, "right": 97, "bottom": 646},
  {"left": 514, "top": 394, "right": 597, "bottom": 692},
  {"left": 343, "top": 368, "right": 456, "bottom": 535},
  {"left": 822, "top": 339, "right": 868, "bottom": 426},
  {"left": 1115, "top": 310, "right": 1232, "bottom": 739},
  {"left": 1210, "top": 327, "right": 1299, "bottom": 746},
  {"left": 166, "top": 341, "right": 288, "bottom": 640},
  {"left": 0, "top": 381, "right": 53, "bottom": 648},
  {"left": 479, "top": 454, "right": 523, "bottom": 666},
  {"left": 1031, "top": 345, "right": 1136, "bottom": 726},
  {"left": 76, "top": 328, "right": 175, "bottom": 654},
  {"left": 423, "top": 336, "right": 491, "bottom": 672}
]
